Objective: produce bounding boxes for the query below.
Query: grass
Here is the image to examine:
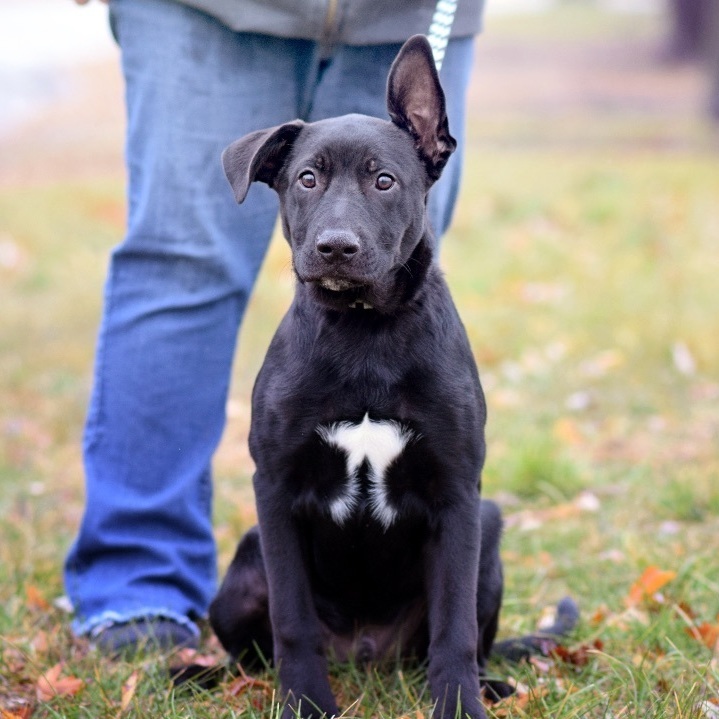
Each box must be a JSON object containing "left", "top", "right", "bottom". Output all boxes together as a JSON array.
[{"left": 2, "top": 5, "right": 719, "bottom": 718}]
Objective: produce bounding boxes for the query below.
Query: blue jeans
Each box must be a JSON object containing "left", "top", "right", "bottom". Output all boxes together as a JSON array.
[{"left": 64, "top": 0, "right": 475, "bottom": 638}]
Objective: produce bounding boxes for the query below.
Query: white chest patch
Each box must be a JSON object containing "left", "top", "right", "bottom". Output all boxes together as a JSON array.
[{"left": 317, "top": 414, "right": 414, "bottom": 529}]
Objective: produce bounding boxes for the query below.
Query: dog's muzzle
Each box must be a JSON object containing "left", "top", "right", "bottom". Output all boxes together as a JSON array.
[{"left": 319, "top": 278, "right": 359, "bottom": 292}]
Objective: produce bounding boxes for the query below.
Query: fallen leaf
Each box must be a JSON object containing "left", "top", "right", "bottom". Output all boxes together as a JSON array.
[
  {"left": 590, "top": 605, "right": 610, "bottom": 625},
  {"left": 491, "top": 679, "right": 549, "bottom": 717},
  {"left": 25, "top": 586, "right": 50, "bottom": 612},
  {"left": 396, "top": 712, "right": 426, "bottom": 719},
  {"left": 505, "top": 491, "right": 599, "bottom": 531},
  {"left": 225, "top": 666, "right": 273, "bottom": 700},
  {"left": 553, "top": 417, "right": 584, "bottom": 446},
  {"left": 120, "top": 670, "right": 139, "bottom": 713},
  {"left": 689, "top": 622, "right": 719, "bottom": 650},
  {"left": 626, "top": 566, "right": 677, "bottom": 607},
  {"left": 675, "top": 601, "right": 697, "bottom": 620},
  {"left": 1, "top": 709, "right": 33, "bottom": 719},
  {"left": 31, "top": 631, "right": 48, "bottom": 654},
  {"left": 168, "top": 648, "right": 226, "bottom": 687},
  {"left": 551, "top": 639, "right": 604, "bottom": 667},
  {"left": 36, "top": 663, "right": 84, "bottom": 702}
]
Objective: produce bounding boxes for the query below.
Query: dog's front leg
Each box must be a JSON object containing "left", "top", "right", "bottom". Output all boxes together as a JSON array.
[
  {"left": 254, "top": 476, "right": 339, "bottom": 719},
  {"left": 425, "top": 494, "right": 486, "bottom": 719}
]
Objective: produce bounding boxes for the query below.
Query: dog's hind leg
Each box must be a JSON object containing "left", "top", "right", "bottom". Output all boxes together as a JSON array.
[
  {"left": 476, "top": 500, "right": 504, "bottom": 662},
  {"left": 209, "top": 526, "right": 274, "bottom": 667}
]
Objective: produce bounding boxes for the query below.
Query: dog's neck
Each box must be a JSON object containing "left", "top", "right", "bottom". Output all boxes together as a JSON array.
[{"left": 397, "top": 234, "right": 434, "bottom": 304}]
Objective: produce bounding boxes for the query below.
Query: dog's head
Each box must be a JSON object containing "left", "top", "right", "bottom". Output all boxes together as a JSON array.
[{"left": 222, "top": 35, "right": 456, "bottom": 313}]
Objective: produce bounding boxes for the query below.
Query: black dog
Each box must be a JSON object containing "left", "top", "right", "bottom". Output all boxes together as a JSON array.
[{"left": 210, "top": 36, "right": 507, "bottom": 719}]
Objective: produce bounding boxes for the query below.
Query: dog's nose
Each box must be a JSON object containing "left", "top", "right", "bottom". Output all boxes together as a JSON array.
[{"left": 316, "top": 230, "right": 360, "bottom": 263}]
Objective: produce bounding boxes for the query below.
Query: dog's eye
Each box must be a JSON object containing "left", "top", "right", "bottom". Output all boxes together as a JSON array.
[
  {"left": 299, "top": 171, "right": 316, "bottom": 189},
  {"left": 375, "top": 174, "right": 394, "bottom": 191}
]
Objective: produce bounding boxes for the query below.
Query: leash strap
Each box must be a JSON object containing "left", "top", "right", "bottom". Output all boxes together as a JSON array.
[{"left": 427, "top": 0, "right": 459, "bottom": 71}]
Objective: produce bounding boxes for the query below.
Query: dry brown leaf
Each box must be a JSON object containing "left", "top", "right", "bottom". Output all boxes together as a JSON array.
[
  {"left": 120, "top": 670, "right": 140, "bottom": 713},
  {"left": 491, "top": 680, "right": 549, "bottom": 717},
  {"left": 31, "top": 631, "right": 48, "bottom": 654},
  {"left": 590, "top": 605, "right": 610, "bottom": 625},
  {"left": 1, "top": 708, "right": 34, "bottom": 719},
  {"left": 36, "top": 663, "right": 84, "bottom": 702},
  {"left": 688, "top": 622, "right": 719, "bottom": 650},
  {"left": 551, "top": 639, "right": 604, "bottom": 667},
  {"left": 25, "top": 586, "right": 50, "bottom": 612},
  {"left": 553, "top": 417, "right": 584, "bottom": 446},
  {"left": 505, "top": 492, "right": 599, "bottom": 531},
  {"left": 625, "top": 566, "right": 676, "bottom": 607},
  {"left": 225, "top": 666, "right": 274, "bottom": 699}
]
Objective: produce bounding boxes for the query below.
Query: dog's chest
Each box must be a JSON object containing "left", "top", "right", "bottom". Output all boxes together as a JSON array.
[{"left": 300, "top": 413, "right": 418, "bottom": 529}]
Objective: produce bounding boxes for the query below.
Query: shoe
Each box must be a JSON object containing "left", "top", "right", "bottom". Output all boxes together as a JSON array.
[{"left": 91, "top": 618, "right": 199, "bottom": 656}]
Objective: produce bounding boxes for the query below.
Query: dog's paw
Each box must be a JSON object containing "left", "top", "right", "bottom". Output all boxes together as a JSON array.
[{"left": 481, "top": 677, "right": 515, "bottom": 703}]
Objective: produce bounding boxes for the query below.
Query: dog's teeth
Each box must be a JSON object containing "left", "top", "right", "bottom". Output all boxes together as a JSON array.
[{"left": 319, "top": 278, "right": 354, "bottom": 291}]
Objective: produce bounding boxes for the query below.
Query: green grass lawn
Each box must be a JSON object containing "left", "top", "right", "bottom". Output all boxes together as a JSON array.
[{"left": 2, "top": 7, "right": 719, "bottom": 718}]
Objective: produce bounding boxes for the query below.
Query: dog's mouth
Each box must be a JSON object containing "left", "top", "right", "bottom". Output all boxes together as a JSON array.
[
  {"left": 318, "top": 277, "right": 360, "bottom": 292},
  {"left": 310, "top": 278, "right": 374, "bottom": 310}
]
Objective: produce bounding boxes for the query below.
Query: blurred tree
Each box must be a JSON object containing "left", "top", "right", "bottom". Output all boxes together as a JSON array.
[
  {"left": 707, "top": 0, "right": 719, "bottom": 119},
  {"left": 662, "top": 0, "right": 719, "bottom": 121},
  {"left": 661, "top": 0, "right": 709, "bottom": 62}
]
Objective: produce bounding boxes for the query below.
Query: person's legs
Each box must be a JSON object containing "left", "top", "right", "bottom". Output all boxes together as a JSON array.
[
  {"left": 65, "top": 4, "right": 476, "bottom": 647},
  {"left": 307, "top": 37, "right": 475, "bottom": 239},
  {"left": 64, "top": 0, "right": 313, "bottom": 642}
]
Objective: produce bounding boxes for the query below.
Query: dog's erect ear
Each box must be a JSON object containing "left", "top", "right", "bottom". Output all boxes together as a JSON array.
[
  {"left": 222, "top": 120, "right": 304, "bottom": 203},
  {"left": 386, "top": 35, "right": 456, "bottom": 182}
]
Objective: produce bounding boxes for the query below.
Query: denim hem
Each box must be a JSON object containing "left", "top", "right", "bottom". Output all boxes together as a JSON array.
[{"left": 72, "top": 609, "right": 201, "bottom": 638}]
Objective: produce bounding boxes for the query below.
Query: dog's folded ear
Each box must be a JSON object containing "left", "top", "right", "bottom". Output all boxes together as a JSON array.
[
  {"left": 386, "top": 35, "right": 456, "bottom": 182},
  {"left": 222, "top": 120, "right": 304, "bottom": 203}
]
